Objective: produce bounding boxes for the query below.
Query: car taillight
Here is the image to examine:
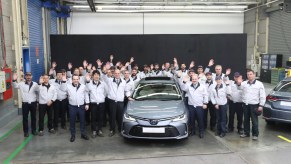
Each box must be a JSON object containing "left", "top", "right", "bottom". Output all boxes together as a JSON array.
[{"left": 266, "top": 95, "right": 278, "bottom": 102}]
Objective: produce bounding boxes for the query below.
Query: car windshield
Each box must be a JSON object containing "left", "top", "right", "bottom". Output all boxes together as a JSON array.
[
  {"left": 132, "top": 83, "right": 182, "bottom": 100},
  {"left": 274, "top": 81, "right": 291, "bottom": 92}
]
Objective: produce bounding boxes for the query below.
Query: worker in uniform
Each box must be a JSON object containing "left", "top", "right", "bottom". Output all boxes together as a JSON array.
[
  {"left": 61, "top": 74, "right": 90, "bottom": 142},
  {"left": 238, "top": 69, "right": 266, "bottom": 140},
  {"left": 150, "top": 63, "right": 163, "bottom": 77},
  {"left": 228, "top": 72, "right": 244, "bottom": 134},
  {"left": 181, "top": 74, "right": 208, "bottom": 138},
  {"left": 85, "top": 70, "right": 107, "bottom": 138},
  {"left": 12, "top": 72, "right": 39, "bottom": 137},
  {"left": 50, "top": 70, "right": 68, "bottom": 130},
  {"left": 210, "top": 76, "right": 231, "bottom": 138},
  {"left": 38, "top": 74, "right": 57, "bottom": 136}
]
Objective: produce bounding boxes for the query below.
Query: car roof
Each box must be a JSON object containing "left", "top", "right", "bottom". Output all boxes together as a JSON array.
[
  {"left": 139, "top": 77, "right": 177, "bottom": 84},
  {"left": 282, "top": 77, "right": 291, "bottom": 82}
]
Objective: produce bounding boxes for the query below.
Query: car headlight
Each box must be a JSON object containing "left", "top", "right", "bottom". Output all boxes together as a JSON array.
[
  {"left": 173, "top": 114, "right": 187, "bottom": 122},
  {"left": 124, "top": 113, "right": 136, "bottom": 122}
]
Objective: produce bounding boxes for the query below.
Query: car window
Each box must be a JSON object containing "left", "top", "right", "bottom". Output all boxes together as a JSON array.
[
  {"left": 132, "top": 83, "right": 182, "bottom": 100},
  {"left": 274, "top": 81, "right": 291, "bottom": 92}
]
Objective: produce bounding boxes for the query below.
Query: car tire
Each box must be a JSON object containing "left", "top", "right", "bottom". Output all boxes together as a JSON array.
[{"left": 265, "top": 120, "right": 276, "bottom": 125}]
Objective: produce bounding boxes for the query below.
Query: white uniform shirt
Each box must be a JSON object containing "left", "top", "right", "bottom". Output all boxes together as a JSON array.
[
  {"left": 13, "top": 81, "right": 39, "bottom": 103},
  {"left": 204, "top": 80, "right": 217, "bottom": 102},
  {"left": 150, "top": 70, "right": 163, "bottom": 77},
  {"left": 239, "top": 80, "right": 266, "bottom": 106},
  {"left": 210, "top": 84, "right": 231, "bottom": 105},
  {"left": 86, "top": 80, "right": 107, "bottom": 104},
  {"left": 138, "top": 71, "right": 151, "bottom": 79},
  {"left": 61, "top": 82, "right": 89, "bottom": 106},
  {"left": 38, "top": 83, "right": 57, "bottom": 104},
  {"left": 181, "top": 82, "right": 208, "bottom": 107},
  {"left": 49, "top": 79, "right": 67, "bottom": 101},
  {"left": 102, "top": 75, "right": 130, "bottom": 102},
  {"left": 229, "top": 80, "right": 243, "bottom": 103}
]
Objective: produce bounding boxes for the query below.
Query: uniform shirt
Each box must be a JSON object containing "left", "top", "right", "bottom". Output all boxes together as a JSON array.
[
  {"left": 203, "top": 67, "right": 229, "bottom": 82},
  {"left": 239, "top": 80, "right": 266, "bottom": 106},
  {"left": 138, "top": 71, "right": 151, "bottom": 79},
  {"left": 67, "top": 76, "right": 86, "bottom": 85},
  {"left": 181, "top": 82, "right": 208, "bottom": 107},
  {"left": 162, "top": 69, "right": 174, "bottom": 77},
  {"left": 60, "top": 82, "right": 89, "bottom": 106},
  {"left": 102, "top": 75, "right": 130, "bottom": 102},
  {"left": 229, "top": 80, "right": 243, "bottom": 103},
  {"left": 204, "top": 80, "right": 217, "bottom": 102},
  {"left": 198, "top": 74, "right": 207, "bottom": 84},
  {"left": 150, "top": 70, "right": 163, "bottom": 77},
  {"left": 124, "top": 78, "right": 135, "bottom": 96},
  {"left": 210, "top": 84, "right": 231, "bottom": 106},
  {"left": 38, "top": 83, "right": 57, "bottom": 104},
  {"left": 86, "top": 80, "right": 107, "bottom": 104},
  {"left": 12, "top": 81, "right": 39, "bottom": 103},
  {"left": 49, "top": 79, "right": 67, "bottom": 101}
]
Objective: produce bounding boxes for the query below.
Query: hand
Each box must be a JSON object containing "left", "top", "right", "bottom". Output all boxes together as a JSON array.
[
  {"left": 85, "top": 73, "right": 90, "bottom": 81},
  {"left": 258, "top": 106, "right": 263, "bottom": 112},
  {"left": 92, "top": 66, "right": 96, "bottom": 71},
  {"left": 85, "top": 105, "right": 89, "bottom": 111},
  {"left": 49, "top": 68, "right": 54, "bottom": 75},
  {"left": 96, "top": 59, "right": 103, "bottom": 67},
  {"left": 189, "top": 61, "right": 195, "bottom": 69},
  {"left": 105, "top": 63, "right": 111, "bottom": 70},
  {"left": 224, "top": 79, "right": 230, "bottom": 85},
  {"left": 68, "top": 62, "right": 72, "bottom": 69},
  {"left": 47, "top": 100, "right": 53, "bottom": 106},
  {"left": 177, "top": 70, "right": 182, "bottom": 78},
  {"left": 116, "top": 61, "right": 121, "bottom": 67},
  {"left": 52, "top": 61, "right": 57, "bottom": 68},
  {"left": 130, "top": 57, "right": 134, "bottom": 63},
  {"left": 128, "top": 97, "right": 134, "bottom": 101},
  {"left": 183, "top": 75, "right": 190, "bottom": 82},
  {"left": 83, "top": 60, "right": 88, "bottom": 68},
  {"left": 39, "top": 76, "right": 44, "bottom": 84},
  {"left": 87, "top": 63, "right": 92, "bottom": 70},
  {"left": 225, "top": 68, "right": 231, "bottom": 76},
  {"left": 110, "top": 54, "right": 114, "bottom": 61},
  {"left": 174, "top": 62, "right": 178, "bottom": 69},
  {"left": 150, "top": 64, "right": 154, "bottom": 70},
  {"left": 162, "top": 64, "right": 165, "bottom": 70},
  {"left": 208, "top": 59, "right": 214, "bottom": 67},
  {"left": 13, "top": 73, "right": 18, "bottom": 81},
  {"left": 125, "top": 62, "right": 130, "bottom": 67},
  {"left": 215, "top": 105, "right": 219, "bottom": 110},
  {"left": 173, "top": 58, "right": 177, "bottom": 63},
  {"left": 62, "top": 74, "right": 67, "bottom": 81},
  {"left": 203, "top": 105, "right": 207, "bottom": 109},
  {"left": 120, "top": 66, "right": 126, "bottom": 71},
  {"left": 237, "top": 75, "right": 243, "bottom": 85}
]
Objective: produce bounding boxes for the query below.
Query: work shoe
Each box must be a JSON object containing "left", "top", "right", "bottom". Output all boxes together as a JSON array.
[
  {"left": 39, "top": 131, "right": 44, "bottom": 136},
  {"left": 81, "top": 134, "right": 89, "bottom": 140},
  {"left": 24, "top": 133, "right": 29, "bottom": 137},
  {"left": 49, "top": 129, "right": 56, "bottom": 134},
  {"left": 108, "top": 130, "right": 115, "bottom": 137},
  {"left": 240, "top": 133, "right": 250, "bottom": 138},
  {"left": 32, "top": 131, "right": 38, "bottom": 136},
  {"left": 97, "top": 130, "right": 104, "bottom": 137},
  {"left": 92, "top": 131, "right": 97, "bottom": 138},
  {"left": 70, "top": 136, "right": 75, "bottom": 142},
  {"left": 252, "top": 136, "right": 258, "bottom": 140},
  {"left": 219, "top": 133, "right": 226, "bottom": 138}
]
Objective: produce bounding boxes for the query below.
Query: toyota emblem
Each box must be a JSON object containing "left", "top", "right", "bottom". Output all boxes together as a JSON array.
[{"left": 150, "top": 119, "right": 159, "bottom": 125}]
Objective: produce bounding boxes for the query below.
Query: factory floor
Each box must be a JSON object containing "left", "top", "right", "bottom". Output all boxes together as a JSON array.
[{"left": 1, "top": 83, "right": 291, "bottom": 164}]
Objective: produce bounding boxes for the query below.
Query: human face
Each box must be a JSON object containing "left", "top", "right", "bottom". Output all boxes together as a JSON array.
[
  {"left": 114, "top": 69, "right": 121, "bottom": 79},
  {"left": 191, "top": 75, "right": 199, "bottom": 84},
  {"left": 74, "top": 69, "right": 80, "bottom": 76},
  {"left": 181, "top": 64, "right": 186, "bottom": 70},
  {"left": 107, "top": 70, "right": 112, "bottom": 77},
  {"left": 165, "top": 63, "right": 170, "bottom": 69},
  {"left": 216, "top": 79, "right": 222, "bottom": 85},
  {"left": 93, "top": 73, "right": 100, "bottom": 81},
  {"left": 154, "top": 65, "right": 159, "bottom": 70},
  {"left": 197, "top": 68, "right": 203, "bottom": 74},
  {"left": 72, "top": 75, "right": 79, "bottom": 85},
  {"left": 132, "top": 70, "right": 137, "bottom": 76},
  {"left": 43, "top": 75, "right": 49, "bottom": 84},
  {"left": 215, "top": 66, "right": 222, "bottom": 74},
  {"left": 124, "top": 71, "right": 130, "bottom": 79},
  {"left": 206, "top": 75, "right": 212, "bottom": 80},
  {"left": 57, "top": 73, "right": 62, "bottom": 80},
  {"left": 25, "top": 74, "right": 32, "bottom": 82},
  {"left": 247, "top": 71, "right": 255, "bottom": 81}
]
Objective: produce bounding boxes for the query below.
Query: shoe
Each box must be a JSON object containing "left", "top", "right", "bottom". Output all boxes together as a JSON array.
[
  {"left": 108, "top": 130, "right": 115, "bottom": 137},
  {"left": 97, "top": 130, "right": 104, "bottom": 137},
  {"left": 238, "top": 130, "right": 244, "bottom": 135},
  {"left": 92, "top": 131, "right": 97, "bottom": 138},
  {"left": 49, "top": 129, "right": 56, "bottom": 134},
  {"left": 24, "top": 133, "right": 29, "bottom": 137},
  {"left": 70, "top": 136, "right": 75, "bottom": 142},
  {"left": 210, "top": 127, "right": 215, "bottom": 131},
  {"left": 252, "top": 136, "right": 258, "bottom": 140},
  {"left": 228, "top": 128, "right": 234, "bottom": 133},
  {"left": 39, "top": 131, "right": 44, "bottom": 136},
  {"left": 199, "top": 133, "right": 204, "bottom": 139},
  {"left": 81, "top": 134, "right": 89, "bottom": 140},
  {"left": 61, "top": 126, "right": 67, "bottom": 130},
  {"left": 32, "top": 131, "right": 38, "bottom": 136},
  {"left": 219, "top": 133, "right": 226, "bottom": 138},
  {"left": 240, "top": 133, "right": 250, "bottom": 138},
  {"left": 215, "top": 131, "right": 220, "bottom": 136}
]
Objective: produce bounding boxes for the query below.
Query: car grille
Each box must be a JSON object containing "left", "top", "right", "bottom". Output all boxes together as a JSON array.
[{"left": 128, "top": 125, "right": 180, "bottom": 137}]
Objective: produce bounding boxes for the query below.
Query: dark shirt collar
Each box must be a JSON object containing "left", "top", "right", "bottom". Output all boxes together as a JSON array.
[
  {"left": 191, "top": 82, "right": 200, "bottom": 89},
  {"left": 247, "top": 79, "right": 256, "bottom": 85}
]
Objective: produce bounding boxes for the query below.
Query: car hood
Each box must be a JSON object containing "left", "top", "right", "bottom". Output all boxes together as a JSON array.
[{"left": 126, "top": 100, "right": 186, "bottom": 119}]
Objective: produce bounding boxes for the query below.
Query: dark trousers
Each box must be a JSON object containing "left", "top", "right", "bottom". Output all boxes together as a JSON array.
[
  {"left": 53, "top": 99, "right": 67, "bottom": 128},
  {"left": 228, "top": 101, "right": 243, "bottom": 131},
  {"left": 216, "top": 104, "right": 228, "bottom": 134},
  {"left": 188, "top": 105, "right": 204, "bottom": 134},
  {"left": 108, "top": 99, "right": 124, "bottom": 132},
  {"left": 204, "top": 101, "right": 216, "bottom": 129},
  {"left": 69, "top": 105, "right": 86, "bottom": 136},
  {"left": 103, "top": 97, "right": 110, "bottom": 126},
  {"left": 243, "top": 104, "right": 259, "bottom": 136},
  {"left": 22, "top": 102, "right": 37, "bottom": 133},
  {"left": 39, "top": 104, "right": 54, "bottom": 131},
  {"left": 86, "top": 108, "right": 91, "bottom": 124},
  {"left": 90, "top": 103, "right": 105, "bottom": 132}
]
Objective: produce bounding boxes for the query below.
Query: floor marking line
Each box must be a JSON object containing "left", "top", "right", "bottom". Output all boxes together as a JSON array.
[
  {"left": 0, "top": 121, "right": 22, "bottom": 142},
  {"left": 278, "top": 135, "right": 291, "bottom": 143}
]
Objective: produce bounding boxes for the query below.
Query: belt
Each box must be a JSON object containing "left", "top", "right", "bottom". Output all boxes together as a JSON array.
[
  {"left": 22, "top": 101, "right": 36, "bottom": 105},
  {"left": 108, "top": 98, "right": 123, "bottom": 103},
  {"left": 69, "top": 104, "right": 84, "bottom": 108},
  {"left": 90, "top": 102, "right": 104, "bottom": 105}
]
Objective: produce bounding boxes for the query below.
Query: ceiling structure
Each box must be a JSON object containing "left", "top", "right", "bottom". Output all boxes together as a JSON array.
[{"left": 61, "top": 0, "right": 265, "bottom": 13}]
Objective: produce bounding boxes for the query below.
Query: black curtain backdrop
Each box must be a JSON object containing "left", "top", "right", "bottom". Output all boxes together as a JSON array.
[{"left": 50, "top": 34, "right": 247, "bottom": 78}]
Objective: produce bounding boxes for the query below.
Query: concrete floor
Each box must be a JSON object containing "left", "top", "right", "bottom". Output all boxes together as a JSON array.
[{"left": 1, "top": 83, "right": 291, "bottom": 164}]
